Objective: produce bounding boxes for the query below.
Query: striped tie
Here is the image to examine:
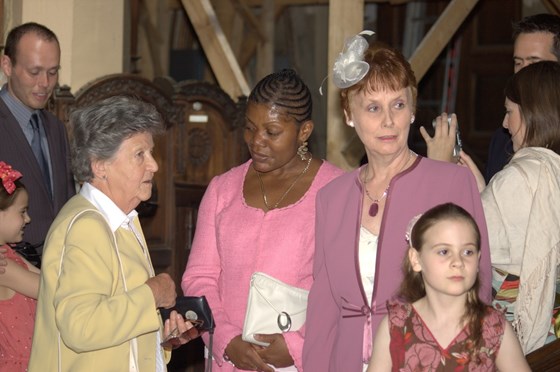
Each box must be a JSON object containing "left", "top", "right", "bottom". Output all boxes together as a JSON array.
[{"left": 30, "top": 113, "right": 52, "bottom": 198}]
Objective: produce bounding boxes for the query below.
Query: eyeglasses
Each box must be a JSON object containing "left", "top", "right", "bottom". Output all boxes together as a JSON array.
[{"left": 160, "top": 320, "right": 204, "bottom": 349}]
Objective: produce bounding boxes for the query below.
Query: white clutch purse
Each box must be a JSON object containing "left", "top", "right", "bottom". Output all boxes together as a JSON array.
[{"left": 242, "top": 272, "right": 309, "bottom": 347}]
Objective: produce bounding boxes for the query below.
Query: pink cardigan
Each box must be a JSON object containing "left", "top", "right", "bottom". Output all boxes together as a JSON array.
[
  {"left": 181, "top": 160, "right": 344, "bottom": 371},
  {"left": 303, "top": 156, "right": 492, "bottom": 372}
]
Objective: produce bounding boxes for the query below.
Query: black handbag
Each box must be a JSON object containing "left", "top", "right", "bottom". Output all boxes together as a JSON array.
[
  {"left": 160, "top": 295, "right": 215, "bottom": 332},
  {"left": 160, "top": 296, "right": 215, "bottom": 372}
]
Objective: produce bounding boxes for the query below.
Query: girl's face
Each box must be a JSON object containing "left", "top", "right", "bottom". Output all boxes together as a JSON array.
[
  {"left": 409, "top": 218, "right": 480, "bottom": 299},
  {"left": 502, "top": 98, "right": 526, "bottom": 152},
  {"left": 0, "top": 189, "right": 31, "bottom": 245},
  {"left": 345, "top": 87, "right": 414, "bottom": 158}
]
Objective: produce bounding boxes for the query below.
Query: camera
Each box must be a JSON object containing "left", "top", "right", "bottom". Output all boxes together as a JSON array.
[{"left": 432, "top": 116, "right": 462, "bottom": 158}]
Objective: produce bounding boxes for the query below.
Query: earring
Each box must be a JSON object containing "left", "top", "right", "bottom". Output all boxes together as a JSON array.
[
  {"left": 347, "top": 120, "right": 355, "bottom": 127},
  {"left": 410, "top": 115, "right": 415, "bottom": 124},
  {"left": 297, "top": 141, "right": 309, "bottom": 161}
]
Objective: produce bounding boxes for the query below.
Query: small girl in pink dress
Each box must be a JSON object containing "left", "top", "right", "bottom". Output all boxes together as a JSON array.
[
  {"left": 0, "top": 161, "right": 39, "bottom": 371},
  {"left": 367, "top": 203, "right": 529, "bottom": 372}
]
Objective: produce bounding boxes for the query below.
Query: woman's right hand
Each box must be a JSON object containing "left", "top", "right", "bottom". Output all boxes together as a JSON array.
[
  {"left": 161, "top": 310, "right": 198, "bottom": 349},
  {"left": 420, "top": 113, "right": 459, "bottom": 163},
  {"left": 458, "top": 150, "right": 486, "bottom": 193},
  {"left": 146, "top": 273, "right": 176, "bottom": 309},
  {"left": 224, "top": 335, "right": 274, "bottom": 372}
]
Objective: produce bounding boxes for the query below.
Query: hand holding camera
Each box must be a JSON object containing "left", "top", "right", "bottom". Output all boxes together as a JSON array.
[{"left": 420, "top": 112, "right": 462, "bottom": 163}]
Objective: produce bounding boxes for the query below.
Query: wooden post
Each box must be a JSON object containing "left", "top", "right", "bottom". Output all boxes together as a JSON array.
[
  {"left": 256, "top": 0, "right": 275, "bottom": 81},
  {"left": 181, "top": 0, "right": 250, "bottom": 99},
  {"left": 326, "top": 0, "right": 364, "bottom": 170}
]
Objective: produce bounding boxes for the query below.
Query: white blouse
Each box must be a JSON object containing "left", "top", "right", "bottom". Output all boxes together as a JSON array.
[{"left": 359, "top": 226, "right": 378, "bottom": 371}]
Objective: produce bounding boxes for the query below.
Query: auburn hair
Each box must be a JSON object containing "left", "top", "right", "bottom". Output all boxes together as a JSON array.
[{"left": 340, "top": 40, "right": 417, "bottom": 115}]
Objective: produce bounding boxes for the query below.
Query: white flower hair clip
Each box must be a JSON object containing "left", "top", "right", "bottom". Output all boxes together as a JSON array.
[
  {"left": 332, "top": 30, "right": 375, "bottom": 89},
  {"left": 405, "top": 213, "right": 423, "bottom": 246}
]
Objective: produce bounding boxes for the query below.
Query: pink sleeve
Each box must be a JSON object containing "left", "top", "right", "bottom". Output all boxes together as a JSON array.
[
  {"left": 464, "top": 170, "right": 493, "bottom": 304},
  {"left": 181, "top": 177, "right": 238, "bottom": 365}
]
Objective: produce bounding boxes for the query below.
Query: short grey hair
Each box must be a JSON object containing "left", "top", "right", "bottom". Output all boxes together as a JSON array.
[{"left": 70, "top": 95, "right": 165, "bottom": 182}]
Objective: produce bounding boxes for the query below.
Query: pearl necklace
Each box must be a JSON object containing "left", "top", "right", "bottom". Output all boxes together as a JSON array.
[
  {"left": 363, "top": 151, "right": 414, "bottom": 217},
  {"left": 255, "top": 156, "right": 313, "bottom": 211}
]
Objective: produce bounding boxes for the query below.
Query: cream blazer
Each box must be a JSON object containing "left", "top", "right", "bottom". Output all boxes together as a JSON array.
[{"left": 29, "top": 195, "right": 169, "bottom": 371}]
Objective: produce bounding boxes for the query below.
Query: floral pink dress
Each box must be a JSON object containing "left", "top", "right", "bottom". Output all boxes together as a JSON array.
[
  {"left": 0, "top": 245, "right": 37, "bottom": 371},
  {"left": 387, "top": 299, "right": 505, "bottom": 371}
]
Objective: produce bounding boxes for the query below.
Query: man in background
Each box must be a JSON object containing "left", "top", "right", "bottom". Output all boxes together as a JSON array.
[{"left": 0, "top": 22, "right": 75, "bottom": 262}]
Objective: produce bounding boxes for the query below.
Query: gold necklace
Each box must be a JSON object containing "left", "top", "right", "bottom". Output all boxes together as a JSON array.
[
  {"left": 255, "top": 156, "right": 313, "bottom": 211},
  {"left": 363, "top": 151, "right": 414, "bottom": 217}
]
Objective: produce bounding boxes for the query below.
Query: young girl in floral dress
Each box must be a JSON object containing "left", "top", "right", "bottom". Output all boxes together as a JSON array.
[
  {"left": 367, "top": 203, "right": 529, "bottom": 371},
  {"left": 0, "top": 161, "right": 39, "bottom": 371}
]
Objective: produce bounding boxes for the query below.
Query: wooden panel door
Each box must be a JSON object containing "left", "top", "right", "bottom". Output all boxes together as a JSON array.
[{"left": 455, "top": 0, "right": 522, "bottom": 168}]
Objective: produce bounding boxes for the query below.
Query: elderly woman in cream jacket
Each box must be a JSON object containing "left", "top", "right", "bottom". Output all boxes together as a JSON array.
[
  {"left": 460, "top": 61, "right": 560, "bottom": 354},
  {"left": 29, "top": 96, "right": 193, "bottom": 371}
]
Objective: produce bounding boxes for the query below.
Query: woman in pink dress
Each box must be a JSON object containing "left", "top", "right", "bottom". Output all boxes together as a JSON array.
[
  {"left": 181, "top": 69, "right": 344, "bottom": 372},
  {"left": 0, "top": 161, "right": 38, "bottom": 371}
]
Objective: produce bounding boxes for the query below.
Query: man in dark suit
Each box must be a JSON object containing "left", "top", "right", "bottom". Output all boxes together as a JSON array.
[{"left": 0, "top": 22, "right": 75, "bottom": 259}]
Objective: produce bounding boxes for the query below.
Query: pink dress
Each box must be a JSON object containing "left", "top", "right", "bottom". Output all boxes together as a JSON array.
[
  {"left": 182, "top": 160, "right": 344, "bottom": 371},
  {"left": 0, "top": 245, "right": 37, "bottom": 371},
  {"left": 387, "top": 299, "right": 505, "bottom": 371}
]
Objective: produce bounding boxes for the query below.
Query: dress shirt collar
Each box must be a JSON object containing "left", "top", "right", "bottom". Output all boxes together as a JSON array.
[
  {"left": 0, "top": 83, "right": 35, "bottom": 127},
  {"left": 79, "top": 182, "right": 138, "bottom": 233}
]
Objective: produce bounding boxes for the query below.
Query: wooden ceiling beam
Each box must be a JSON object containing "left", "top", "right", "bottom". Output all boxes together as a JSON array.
[
  {"left": 181, "top": 0, "right": 250, "bottom": 99},
  {"left": 541, "top": 0, "right": 560, "bottom": 15},
  {"left": 409, "top": 0, "right": 479, "bottom": 82},
  {"left": 232, "top": 0, "right": 268, "bottom": 42},
  {"left": 238, "top": 4, "right": 288, "bottom": 70}
]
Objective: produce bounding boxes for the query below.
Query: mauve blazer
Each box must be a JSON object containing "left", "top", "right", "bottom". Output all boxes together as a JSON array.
[
  {"left": 0, "top": 99, "right": 75, "bottom": 250},
  {"left": 303, "top": 156, "right": 492, "bottom": 372}
]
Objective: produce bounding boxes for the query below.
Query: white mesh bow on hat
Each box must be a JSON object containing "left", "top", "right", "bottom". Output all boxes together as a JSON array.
[{"left": 332, "top": 30, "right": 375, "bottom": 89}]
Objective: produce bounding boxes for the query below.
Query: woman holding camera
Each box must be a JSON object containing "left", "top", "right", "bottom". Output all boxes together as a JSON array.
[{"left": 460, "top": 61, "right": 560, "bottom": 354}]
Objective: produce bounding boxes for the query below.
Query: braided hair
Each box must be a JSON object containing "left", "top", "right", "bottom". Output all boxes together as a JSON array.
[{"left": 248, "top": 69, "right": 313, "bottom": 125}]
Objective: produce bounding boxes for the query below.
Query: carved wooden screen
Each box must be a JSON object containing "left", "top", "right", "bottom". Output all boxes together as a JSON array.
[{"left": 169, "top": 80, "right": 248, "bottom": 289}]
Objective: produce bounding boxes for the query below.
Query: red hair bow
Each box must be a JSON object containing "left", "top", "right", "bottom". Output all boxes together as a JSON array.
[{"left": 0, "top": 161, "right": 23, "bottom": 194}]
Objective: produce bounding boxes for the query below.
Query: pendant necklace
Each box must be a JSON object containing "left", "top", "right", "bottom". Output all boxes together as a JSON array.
[
  {"left": 255, "top": 156, "right": 312, "bottom": 211},
  {"left": 363, "top": 151, "right": 413, "bottom": 217},
  {"left": 364, "top": 179, "right": 389, "bottom": 217}
]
